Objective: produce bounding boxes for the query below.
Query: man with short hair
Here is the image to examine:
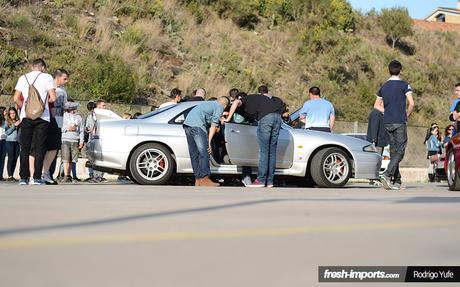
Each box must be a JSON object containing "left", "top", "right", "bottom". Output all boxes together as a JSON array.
[
  {"left": 183, "top": 97, "right": 229, "bottom": 187},
  {"left": 374, "top": 60, "right": 415, "bottom": 190},
  {"left": 188, "top": 88, "right": 206, "bottom": 101},
  {"left": 226, "top": 85, "right": 285, "bottom": 188},
  {"left": 159, "top": 88, "right": 182, "bottom": 108},
  {"left": 448, "top": 83, "right": 460, "bottom": 133},
  {"left": 13, "top": 58, "right": 56, "bottom": 185},
  {"left": 42, "top": 69, "right": 70, "bottom": 184},
  {"left": 299, "top": 87, "right": 335, "bottom": 132}
]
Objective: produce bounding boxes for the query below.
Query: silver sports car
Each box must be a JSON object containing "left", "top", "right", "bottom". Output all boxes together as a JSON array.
[{"left": 87, "top": 102, "right": 380, "bottom": 187}]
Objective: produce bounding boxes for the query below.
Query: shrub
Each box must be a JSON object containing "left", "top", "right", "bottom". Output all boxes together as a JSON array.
[
  {"left": 379, "top": 7, "right": 413, "bottom": 48},
  {"left": 71, "top": 52, "right": 136, "bottom": 103},
  {"left": 117, "top": 0, "right": 163, "bottom": 20}
]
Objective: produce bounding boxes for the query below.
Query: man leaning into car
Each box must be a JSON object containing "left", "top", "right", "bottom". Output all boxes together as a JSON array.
[{"left": 183, "top": 97, "right": 230, "bottom": 187}]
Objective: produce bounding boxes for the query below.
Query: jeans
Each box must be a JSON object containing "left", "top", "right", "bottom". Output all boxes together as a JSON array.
[
  {"left": 19, "top": 118, "right": 49, "bottom": 180},
  {"left": 384, "top": 123, "right": 407, "bottom": 183},
  {"left": 184, "top": 125, "right": 210, "bottom": 179},
  {"left": 0, "top": 140, "right": 5, "bottom": 178},
  {"left": 5, "top": 141, "right": 20, "bottom": 177},
  {"left": 257, "top": 113, "right": 282, "bottom": 185}
]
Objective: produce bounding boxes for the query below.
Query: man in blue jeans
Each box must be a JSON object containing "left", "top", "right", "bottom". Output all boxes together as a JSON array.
[
  {"left": 183, "top": 97, "right": 229, "bottom": 187},
  {"left": 226, "top": 85, "right": 285, "bottom": 188},
  {"left": 374, "top": 60, "right": 415, "bottom": 190}
]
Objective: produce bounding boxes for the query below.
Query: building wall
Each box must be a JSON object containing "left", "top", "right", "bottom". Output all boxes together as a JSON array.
[{"left": 446, "top": 14, "right": 460, "bottom": 24}]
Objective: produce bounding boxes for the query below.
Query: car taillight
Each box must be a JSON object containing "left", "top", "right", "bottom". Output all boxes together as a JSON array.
[{"left": 383, "top": 156, "right": 390, "bottom": 160}]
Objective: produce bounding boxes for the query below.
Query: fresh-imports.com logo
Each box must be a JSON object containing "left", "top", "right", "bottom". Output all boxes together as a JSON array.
[{"left": 323, "top": 269, "right": 400, "bottom": 281}]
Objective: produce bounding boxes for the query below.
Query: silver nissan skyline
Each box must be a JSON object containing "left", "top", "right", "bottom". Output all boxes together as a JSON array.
[{"left": 87, "top": 102, "right": 380, "bottom": 187}]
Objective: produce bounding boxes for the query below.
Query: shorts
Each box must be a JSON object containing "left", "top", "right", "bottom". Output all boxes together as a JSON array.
[
  {"left": 61, "top": 141, "right": 79, "bottom": 163},
  {"left": 46, "top": 118, "right": 62, "bottom": 151}
]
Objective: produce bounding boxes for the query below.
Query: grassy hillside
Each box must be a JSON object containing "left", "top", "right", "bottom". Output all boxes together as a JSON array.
[{"left": 1, "top": 0, "right": 460, "bottom": 126}]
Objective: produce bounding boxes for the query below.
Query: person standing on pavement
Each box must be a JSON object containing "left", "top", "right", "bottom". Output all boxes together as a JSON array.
[
  {"left": 183, "top": 97, "right": 229, "bottom": 187},
  {"left": 374, "top": 60, "right": 415, "bottom": 190},
  {"left": 3, "top": 107, "right": 21, "bottom": 181},
  {"left": 299, "top": 87, "right": 335, "bottom": 132},
  {"left": 0, "top": 106, "right": 7, "bottom": 181},
  {"left": 226, "top": 85, "right": 285, "bottom": 188},
  {"left": 61, "top": 101, "right": 84, "bottom": 183},
  {"left": 42, "top": 69, "right": 69, "bottom": 184},
  {"left": 366, "top": 108, "right": 389, "bottom": 156},
  {"left": 366, "top": 108, "right": 389, "bottom": 186},
  {"left": 448, "top": 83, "right": 460, "bottom": 133},
  {"left": 13, "top": 59, "right": 57, "bottom": 185}
]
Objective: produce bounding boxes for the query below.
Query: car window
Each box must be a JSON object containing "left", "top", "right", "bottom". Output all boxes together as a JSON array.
[
  {"left": 169, "top": 107, "right": 194, "bottom": 125},
  {"left": 137, "top": 105, "right": 176, "bottom": 119}
]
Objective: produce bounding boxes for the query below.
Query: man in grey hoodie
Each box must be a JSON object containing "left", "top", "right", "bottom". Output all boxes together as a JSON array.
[{"left": 61, "top": 101, "right": 84, "bottom": 183}]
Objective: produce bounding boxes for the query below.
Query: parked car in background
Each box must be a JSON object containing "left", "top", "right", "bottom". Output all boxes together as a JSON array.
[
  {"left": 445, "top": 135, "right": 460, "bottom": 190},
  {"left": 341, "top": 133, "right": 389, "bottom": 175},
  {"left": 87, "top": 102, "right": 381, "bottom": 188}
]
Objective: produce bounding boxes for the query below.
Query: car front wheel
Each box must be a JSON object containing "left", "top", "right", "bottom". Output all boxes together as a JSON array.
[
  {"left": 447, "top": 149, "right": 460, "bottom": 191},
  {"left": 310, "top": 147, "right": 352, "bottom": 188},
  {"left": 129, "top": 143, "right": 175, "bottom": 185}
]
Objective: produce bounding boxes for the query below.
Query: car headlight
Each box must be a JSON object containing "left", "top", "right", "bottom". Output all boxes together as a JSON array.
[{"left": 363, "top": 144, "right": 377, "bottom": 153}]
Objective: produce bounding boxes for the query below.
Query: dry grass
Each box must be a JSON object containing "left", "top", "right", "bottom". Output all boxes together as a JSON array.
[{"left": 76, "top": 17, "right": 92, "bottom": 40}]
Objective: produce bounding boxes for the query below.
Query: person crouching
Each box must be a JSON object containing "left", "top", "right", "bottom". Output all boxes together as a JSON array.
[{"left": 183, "top": 97, "right": 229, "bottom": 187}]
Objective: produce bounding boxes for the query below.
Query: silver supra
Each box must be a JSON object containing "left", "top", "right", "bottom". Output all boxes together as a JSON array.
[{"left": 87, "top": 102, "right": 380, "bottom": 187}]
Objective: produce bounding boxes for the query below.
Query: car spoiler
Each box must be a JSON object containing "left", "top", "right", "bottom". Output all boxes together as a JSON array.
[{"left": 94, "top": 108, "right": 123, "bottom": 121}]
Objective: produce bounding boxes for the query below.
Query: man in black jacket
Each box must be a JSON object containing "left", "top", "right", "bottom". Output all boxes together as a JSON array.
[
  {"left": 367, "top": 108, "right": 389, "bottom": 156},
  {"left": 367, "top": 108, "right": 389, "bottom": 186}
]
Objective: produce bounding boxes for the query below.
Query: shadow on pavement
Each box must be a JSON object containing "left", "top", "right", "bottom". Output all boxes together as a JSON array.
[{"left": 1, "top": 195, "right": 459, "bottom": 237}]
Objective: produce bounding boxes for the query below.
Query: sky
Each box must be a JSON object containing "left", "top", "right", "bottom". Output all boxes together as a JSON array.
[{"left": 348, "top": 0, "right": 458, "bottom": 19}]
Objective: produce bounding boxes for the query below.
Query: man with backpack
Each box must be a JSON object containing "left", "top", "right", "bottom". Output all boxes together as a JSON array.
[{"left": 13, "top": 59, "right": 56, "bottom": 185}]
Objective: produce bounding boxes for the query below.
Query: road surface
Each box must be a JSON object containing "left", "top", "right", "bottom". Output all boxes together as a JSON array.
[{"left": 0, "top": 182, "right": 459, "bottom": 287}]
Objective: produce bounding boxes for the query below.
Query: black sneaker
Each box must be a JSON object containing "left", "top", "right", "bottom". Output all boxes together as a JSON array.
[
  {"left": 73, "top": 177, "right": 82, "bottom": 182},
  {"left": 61, "top": 176, "right": 73, "bottom": 183}
]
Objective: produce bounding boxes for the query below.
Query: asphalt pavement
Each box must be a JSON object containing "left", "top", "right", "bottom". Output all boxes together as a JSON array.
[{"left": 0, "top": 182, "right": 459, "bottom": 287}]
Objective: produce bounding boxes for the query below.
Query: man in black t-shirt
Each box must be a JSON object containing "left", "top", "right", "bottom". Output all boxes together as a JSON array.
[
  {"left": 374, "top": 60, "right": 415, "bottom": 190},
  {"left": 226, "top": 85, "right": 284, "bottom": 188}
]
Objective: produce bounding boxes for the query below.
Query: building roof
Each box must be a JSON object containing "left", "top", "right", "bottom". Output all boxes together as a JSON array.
[{"left": 425, "top": 7, "right": 460, "bottom": 20}]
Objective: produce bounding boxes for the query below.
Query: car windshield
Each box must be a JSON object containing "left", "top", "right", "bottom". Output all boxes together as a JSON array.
[{"left": 137, "top": 105, "right": 176, "bottom": 119}]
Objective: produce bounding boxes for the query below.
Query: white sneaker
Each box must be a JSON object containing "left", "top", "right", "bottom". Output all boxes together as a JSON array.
[
  {"left": 242, "top": 176, "right": 252, "bottom": 187},
  {"left": 29, "top": 178, "right": 35, "bottom": 185},
  {"left": 42, "top": 172, "right": 56, "bottom": 185}
]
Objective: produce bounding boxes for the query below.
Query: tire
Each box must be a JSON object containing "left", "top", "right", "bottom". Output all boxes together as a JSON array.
[
  {"left": 310, "top": 147, "right": 352, "bottom": 188},
  {"left": 447, "top": 149, "right": 460, "bottom": 191},
  {"left": 129, "top": 143, "right": 175, "bottom": 185}
]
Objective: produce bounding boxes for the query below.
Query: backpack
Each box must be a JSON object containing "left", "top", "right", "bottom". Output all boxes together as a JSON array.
[{"left": 24, "top": 73, "right": 46, "bottom": 120}]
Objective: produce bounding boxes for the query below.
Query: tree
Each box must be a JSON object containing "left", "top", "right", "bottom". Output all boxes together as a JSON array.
[{"left": 379, "top": 7, "right": 413, "bottom": 49}]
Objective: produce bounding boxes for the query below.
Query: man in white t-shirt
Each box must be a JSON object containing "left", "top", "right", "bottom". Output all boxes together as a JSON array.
[
  {"left": 159, "top": 88, "right": 182, "bottom": 109},
  {"left": 13, "top": 58, "right": 57, "bottom": 185}
]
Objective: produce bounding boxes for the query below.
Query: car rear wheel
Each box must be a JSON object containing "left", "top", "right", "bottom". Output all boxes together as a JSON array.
[
  {"left": 129, "top": 143, "right": 175, "bottom": 185},
  {"left": 447, "top": 149, "right": 460, "bottom": 191},
  {"left": 310, "top": 147, "right": 352, "bottom": 188}
]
